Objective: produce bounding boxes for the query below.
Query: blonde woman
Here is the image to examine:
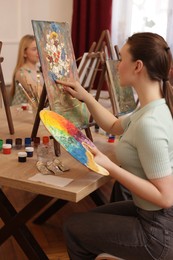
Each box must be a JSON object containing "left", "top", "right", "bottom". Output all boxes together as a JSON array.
[{"left": 11, "top": 34, "right": 44, "bottom": 105}]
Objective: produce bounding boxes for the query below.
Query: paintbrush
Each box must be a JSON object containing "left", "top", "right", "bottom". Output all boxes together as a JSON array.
[{"left": 16, "top": 81, "right": 38, "bottom": 108}]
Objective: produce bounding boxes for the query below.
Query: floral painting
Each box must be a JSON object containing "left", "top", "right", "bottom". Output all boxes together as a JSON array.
[{"left": 32, "top": 20, "right": 89, "bottom": 128}]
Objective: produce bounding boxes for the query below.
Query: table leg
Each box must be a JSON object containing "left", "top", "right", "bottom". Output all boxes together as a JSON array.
[
  {"left": 33, "top": 190, "right": 106, "bottom": 225},
  {"left": 33, "top": 199, "right": 68, "bottom": 225},
  {"left": 0, "top": 189, "right": 52, "bottom": 259}
]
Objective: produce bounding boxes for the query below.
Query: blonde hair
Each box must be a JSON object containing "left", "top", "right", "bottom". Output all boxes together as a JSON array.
[{"left": 11, "top": 34, "right": 36, "bottom": 97}]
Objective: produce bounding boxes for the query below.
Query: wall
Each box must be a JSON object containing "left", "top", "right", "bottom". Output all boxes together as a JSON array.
[{"left": 0, "top": 0, "right": 73, "bottom": 84}]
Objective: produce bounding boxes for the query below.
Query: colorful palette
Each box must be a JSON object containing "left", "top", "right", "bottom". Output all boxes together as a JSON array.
[{"left": 40, "top": 110, "right": 109, "bottom": 176}]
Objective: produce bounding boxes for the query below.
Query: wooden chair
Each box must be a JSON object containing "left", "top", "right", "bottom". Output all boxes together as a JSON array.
[{"left": 95, "top": 253, "right": 124, "bottom": 260}]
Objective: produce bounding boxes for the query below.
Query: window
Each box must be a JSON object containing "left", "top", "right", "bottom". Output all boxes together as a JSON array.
[{"left": 111, "top": 0, "right": 173, "bottom": 53}]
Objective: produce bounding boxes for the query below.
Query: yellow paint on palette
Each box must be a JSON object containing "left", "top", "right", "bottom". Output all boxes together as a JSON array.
[{"left": 84, "top": 147, "right": 108, "bottom": 175}]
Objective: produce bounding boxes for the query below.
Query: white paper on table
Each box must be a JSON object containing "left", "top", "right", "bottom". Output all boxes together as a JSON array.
[{"left": 28, "top": 173, "right": 73, "bottom": 187}]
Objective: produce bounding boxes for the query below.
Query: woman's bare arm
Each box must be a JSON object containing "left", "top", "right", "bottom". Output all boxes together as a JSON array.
[
  {"left": 56, "top": 80, "right": 124, "bottom": 135},
  {"left": 91, "top": 146, "right": 173, "bottom": 208}
]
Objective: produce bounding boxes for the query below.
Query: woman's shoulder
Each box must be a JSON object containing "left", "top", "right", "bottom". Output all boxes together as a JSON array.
[
  {"left": 15, "top": 67, "right": 27, "bottom": 78},
  {"left": 15, "top": 67, "right": 30, "bottom": 87}
]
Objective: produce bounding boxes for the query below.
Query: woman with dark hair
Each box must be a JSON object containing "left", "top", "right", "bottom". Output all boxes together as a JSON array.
[{"left": 57, "top": 32, "right": 173, "bottom": 260}]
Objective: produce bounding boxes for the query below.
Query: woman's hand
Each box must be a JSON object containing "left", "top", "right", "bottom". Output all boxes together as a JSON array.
[
  {"left": 56, "top": 80, "right": 123, "bottom": 136},
  {"left": 56, "top": 80, "right": 89, "bottom": 102},
  {"left": 86, "top": 144, "right": 112, "bottom": 171}
]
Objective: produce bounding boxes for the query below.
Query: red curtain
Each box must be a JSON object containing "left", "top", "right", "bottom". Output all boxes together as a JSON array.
[{"left": 71, "top": 0, "right": 113, "bottom": 59}]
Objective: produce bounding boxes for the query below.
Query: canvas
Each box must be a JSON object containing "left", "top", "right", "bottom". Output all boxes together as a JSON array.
[
  {"left": 32, "top": 20, "right": 89, "bottom": 128},
  {"left": 106, "top": 59, "right": 137, "bottom": 116},
  {"left": 78, "top": 52, "right": 99, "bottom": 89},
  {"left": 40, "top": 110, "right": 109, "bottom": 176}
]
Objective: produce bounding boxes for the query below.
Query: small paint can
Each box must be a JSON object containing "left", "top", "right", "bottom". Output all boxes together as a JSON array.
[
  {"left": 0, "top": 139, "right": 3, "bottom": 151},
  {"left": 21, "top": 103, "right": 28, "bottom": 110},
  {"left": 6, "top": 138, "right": 13, "bottom": 146},
  {"left": 108, "top": 135, "right": 115, "bottom": 143},
  {"left": 33, "top": 137, "right": 40, "bottom": 147},
  {"left": 42, "top": 136, "right": 49, "bottom": 144},
  {"left": 18, "top": 152, "right": 27, "bottom": 162},
  {"left": 24, "top": 137, "right": 32, "bottom": 147},
  {"left": 25, "top": 147, "right": 34, "bottom": 157},
  {"left": 2, "top": 143, "right": 12, "bottom": 154},
  {"left": 15, "top": 138, "right": 22, "bottom": 149}
]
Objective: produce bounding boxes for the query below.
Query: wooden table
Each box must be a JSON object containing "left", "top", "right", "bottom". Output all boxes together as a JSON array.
[{"left": 0, "top": 106, "right": 115, "bottom": 259}]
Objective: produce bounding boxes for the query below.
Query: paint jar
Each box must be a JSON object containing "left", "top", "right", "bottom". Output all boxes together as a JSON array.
[
  {"left": 6, "top": 138, "right": 13, "bottom": 146},
  {"left": 108, "top": 135, "right": 115, "bottom": 143},
  {"left": 25, "top": 146, "right": 34, "bottom": 157},
  {"left": 33, "top": 137, "right": 40, "bottom": 148},
  {"left": 24, "top": 137, "right": 32, "bottom": 147},
  {"left": 0, "top": 139, "right": 3, "bottom": 151},
  {"left": 42, "top": 136, "right": 50, "bottom": 144},
  {"left": 2, "top": 144, "right": 12, "bottom": 154},
  {"left": 15, "top": 138, "right": 22, "bottom": 149},
  {"left": 18, "top": 152, "right": 27, "bottom": 162},
  {"left": 37, "top": 137, "right": 54, "bottom": 163},
  {"left": 21, "top": 103, "right": 28, "bottom": 110}
]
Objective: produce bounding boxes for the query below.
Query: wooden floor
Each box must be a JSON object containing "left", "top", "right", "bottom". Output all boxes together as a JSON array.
[{"left": 0, "top": 180, "right": 113, "bottom": 260}]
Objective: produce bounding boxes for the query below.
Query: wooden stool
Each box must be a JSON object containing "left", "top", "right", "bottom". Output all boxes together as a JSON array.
[{"left": 95, "top": 253, "right": 124, "bottom": 260}]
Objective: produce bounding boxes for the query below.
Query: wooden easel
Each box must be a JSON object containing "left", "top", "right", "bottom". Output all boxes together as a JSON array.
[
  {"left": 77, "top": 30, "right": 119, "bottom": 117},
  {"left": 0, "top": 42, "right": 14, "bottom": 134},
  {"left": 80, "top": 30, "right": 137, "bottom": 118},
  {"left": 77, "top": 29, "right": 116, "bottom": 92}
]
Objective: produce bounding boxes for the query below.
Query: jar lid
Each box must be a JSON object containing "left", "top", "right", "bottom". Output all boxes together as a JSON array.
[
  {"left": 25, "top": 147, "right": 34, "bottom": 152},
  {"left": 3, "top": 144, "right": 12, "bottom": 149},
  {"left": 25, "top": 137, "right": 32, "bottom": 144},
  {"left": 18, "top": 152, "right": 27, "bottom": 157},
  {"left": 33, "top": 137, "right": 40, "bottom": 144},
  {"left": 6, "top": 139, "right": 13, "bottom": 145},
  {"left": 15, "top": 138, "right": 22, "bottom": 145},
  {"left": 42, "top": 136, "right": 49, "bottom": 144}
]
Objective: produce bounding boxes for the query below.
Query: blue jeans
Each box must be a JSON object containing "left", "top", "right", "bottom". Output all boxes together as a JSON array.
[{"left": 63, "top": 201, "right": 173, "bottom": 260}]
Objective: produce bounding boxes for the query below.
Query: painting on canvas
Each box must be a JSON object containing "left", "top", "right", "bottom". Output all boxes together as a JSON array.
[
  {"left": 32, "top": 20, "right": 89, "bottom": 128},
  {"left": 106, "top": 59, "right": 137, "bottom": 116}
]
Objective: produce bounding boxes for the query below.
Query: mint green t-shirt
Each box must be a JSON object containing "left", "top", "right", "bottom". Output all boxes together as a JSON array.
[{"left": 116, "top": 99, "right": 173, "bottom": 210}]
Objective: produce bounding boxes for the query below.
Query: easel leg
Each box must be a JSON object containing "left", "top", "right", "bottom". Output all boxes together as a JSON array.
[
  {"left": 31, "top": 84, "right": 47, "bottom": 138},
  {"left": 89, "top": 63, "right": 107, "bottom": 124},
  {"left": 31, "top": 84, "right": 61, "bottom": 157},
  {"left": 0, "top": 55, "right": 14, "bottom": 135}
]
